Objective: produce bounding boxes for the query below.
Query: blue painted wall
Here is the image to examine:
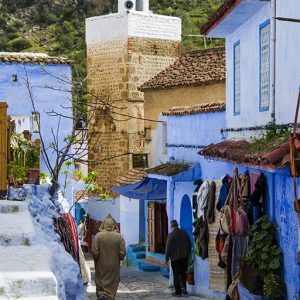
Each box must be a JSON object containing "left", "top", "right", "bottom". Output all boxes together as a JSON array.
[
  {"left": 167, "top": 111, "right": 226, "bottom": 162},
  {"left": 0, "top": 62, "right": 73, "bottom": 202},
  {"left": 165, "top": 108, "right": 300, "bottom": 298}
]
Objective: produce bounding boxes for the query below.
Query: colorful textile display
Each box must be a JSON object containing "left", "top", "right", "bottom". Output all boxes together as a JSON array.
[
  {"left": 206, "top": 181, "right": 216, "bottom": 224},
  {"left": 208, "top": 180, "right": 227, "bottom": 292},
  {"left": 54, "top": 213, "right": 79, "bottom": 263}
]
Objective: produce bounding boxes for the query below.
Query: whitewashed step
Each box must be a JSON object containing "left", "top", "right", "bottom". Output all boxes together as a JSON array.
[
  {"left": 0, "top": 210, "right": 35, "bottom": 246},
  {"left": 15, "top": 297, "right": 58, "bottom": 300},
  {"left": 0, "top": 245, "right": 58, "bottom": 298},
  {"left": 0, "top": 200, "right": 28, "bottom": 214}
]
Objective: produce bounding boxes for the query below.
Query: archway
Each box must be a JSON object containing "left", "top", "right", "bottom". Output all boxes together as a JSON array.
[{"left": 180, "top": 194, "right": 193, "bottom": 244}]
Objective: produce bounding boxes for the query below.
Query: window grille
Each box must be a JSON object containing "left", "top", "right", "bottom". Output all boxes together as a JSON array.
[
  {"left": 234, "top": 42, "right": 241, "bottom": 115},
  {"left": 260, "top": 21, "right": 270, "bottom": 111}
]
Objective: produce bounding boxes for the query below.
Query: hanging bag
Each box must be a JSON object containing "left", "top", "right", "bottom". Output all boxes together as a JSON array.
[
  {"left": 231, "top": 168, "right": 249, "bottom": 236},
  {"left": 219, "top": 184, "right": 232, "bottom": 235},
  {"left": 290, "top": 91, "right": 300, "bottom": 213}
]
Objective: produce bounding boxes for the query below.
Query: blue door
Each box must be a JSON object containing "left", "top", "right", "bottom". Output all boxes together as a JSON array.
[{"left": 180, "top": 194, "right": 193, "bottom": 245}]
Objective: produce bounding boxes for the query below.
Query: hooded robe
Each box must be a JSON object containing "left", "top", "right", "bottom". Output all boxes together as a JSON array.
[{"left": 92, "top": 215, "right": 126, "bottom": 300}]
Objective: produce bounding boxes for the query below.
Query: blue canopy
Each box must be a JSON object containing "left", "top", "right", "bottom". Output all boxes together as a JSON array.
[{"left": 111, "top": 177, "right": 167, "bottom": 200}]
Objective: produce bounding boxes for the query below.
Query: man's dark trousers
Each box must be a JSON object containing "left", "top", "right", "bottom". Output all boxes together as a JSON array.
[{"left": 171, "top": 257, "right": 188, "bottom": 295}]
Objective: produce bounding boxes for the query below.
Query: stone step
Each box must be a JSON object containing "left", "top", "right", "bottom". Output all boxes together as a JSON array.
[
  {"left": 16, "top": 297, "right": 58, "bottom": 300},
  {"left": 0, "top": 210, "right": 35, "bottom": 246},
  {"left": 131, "top": 245, "right": 146, "bottom": 252},
  {"left": 137, "top": 259, "right": 169, "bottom": 273},
  {"left": 0, "top": 245, "right": 58, "bottom": 299},
  {"left": 0, "top": 200, "right": 28, "bottom": 214},
  {"left": 132, "top": 251, "right": 146, "bottom": 259}
]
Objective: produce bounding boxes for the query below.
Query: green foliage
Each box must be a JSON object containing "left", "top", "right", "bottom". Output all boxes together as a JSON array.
[
  {"left": 250, "top": 125, "right": 290, "bottom": 153},
  {"left": 0, "top": 0, "right": 223, "bottom": 120},
  {"left": 8, "top": 38, "right": 32, "bottom": 51},
  {"left": 243, "top": 216, "right": 285, "bottom": 298},
  {"left": 10, "top": 133, "right": 39, "bottom": 168},
  {"left": 7, "top": 162, "right": 28, "bottom": 187},
  {"left": 263, "top": 273, "right": 285, "bottom": 299},
  {"left": 40, "top": 171, "right": 50, "bottom": 184}
]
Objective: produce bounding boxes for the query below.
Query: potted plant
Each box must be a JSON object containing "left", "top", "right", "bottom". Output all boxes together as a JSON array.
[
  {"left": 7, "top": 162, "right": 28, "bottom": 201},
  {"left": 239, "top": 215, "right": 285, "bottom": 300}
]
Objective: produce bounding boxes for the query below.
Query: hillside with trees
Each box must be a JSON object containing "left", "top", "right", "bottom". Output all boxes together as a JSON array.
[{"left": 0, "top": 0, "right": 223, "bottom": 114}]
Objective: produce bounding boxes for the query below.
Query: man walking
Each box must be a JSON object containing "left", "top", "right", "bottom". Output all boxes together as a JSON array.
[
  {"left": 166, "top": 220, "right": 192, "bottom": 297},
  {"left": 92, "top": 214, "right": 126, "bottom": 300}
]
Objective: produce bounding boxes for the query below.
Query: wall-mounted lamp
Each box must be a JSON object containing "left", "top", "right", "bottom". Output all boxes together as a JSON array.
[{"left": 12, "top": 74, "right": 18, "bottom": 82}]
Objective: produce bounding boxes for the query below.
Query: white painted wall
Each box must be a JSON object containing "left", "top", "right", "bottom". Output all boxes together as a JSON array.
[
  {"left": 226, "top": 4, "right": 271, "bottom": 139},
  {"left": 84, "top": 198, "right": 120, "bottom": 222},
  {"left": 275, "top": 0, "right": 300, "bottom": 124},
  {"left": 224, "top": 0, "right": 300, "bottom": 138},
  {"left": 86, "top": 11, "right": 181, "bottom": 45},
  {"left": 147, "top": 114, "right": 168, "bottom": 167},
  {"left": 120, "top": 196, "right": 142, "bottom": 245}
]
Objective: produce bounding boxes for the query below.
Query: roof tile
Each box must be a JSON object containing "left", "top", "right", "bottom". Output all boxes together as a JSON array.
[
  {"left": 0, "top": 52, "right": 71, "bottom": 65},
  {"left": 139, "top": 47, "right": 225, "bottom": 91},
  {"left": 147, "top": 162, "right": 191, "bottom": 176},
  {"left": 163, "top": 101, "right": 226, "bottom": 116}
]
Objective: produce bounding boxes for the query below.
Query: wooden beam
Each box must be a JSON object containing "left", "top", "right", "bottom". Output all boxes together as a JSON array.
[
  {"left": 276, "top": 17, "right": 300, "bottom": 23},
  {"left": 0, "top": 103, "right": 8, "bottom": 197}
]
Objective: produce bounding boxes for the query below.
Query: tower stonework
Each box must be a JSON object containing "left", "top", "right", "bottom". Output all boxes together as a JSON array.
[{"left": 86, "top": 3, "right": 181, "bottom": 191}]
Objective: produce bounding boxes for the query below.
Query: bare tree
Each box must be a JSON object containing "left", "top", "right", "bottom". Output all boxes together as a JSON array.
[{"left": 23, "top": 64, "right": 161, "bottom": 199}]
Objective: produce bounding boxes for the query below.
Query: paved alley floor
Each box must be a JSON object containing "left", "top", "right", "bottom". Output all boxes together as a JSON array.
[{"left": 85, "top": 259, "right": 204, "bottom": 300}]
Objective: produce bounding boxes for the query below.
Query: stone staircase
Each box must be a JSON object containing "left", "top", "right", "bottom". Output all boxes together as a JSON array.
[
  {"left": 127, "top": 244, "right": 169, "bottom": 273},
  {"left": 0, "top": 200, "right": 58, "bottom": 300}
]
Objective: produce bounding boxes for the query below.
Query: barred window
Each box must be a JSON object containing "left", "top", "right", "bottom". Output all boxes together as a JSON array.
[
  {"left": 234, "top": 41, "right": 241, "bottom": 115},
  {"left": 260, "top": 21, "right": 270, "bottom": 111}
]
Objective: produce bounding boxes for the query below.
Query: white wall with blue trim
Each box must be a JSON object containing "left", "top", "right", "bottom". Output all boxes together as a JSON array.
[
  {"left": 0, "top": 62, "right": 74, "bottom": 202},
  {"left": 275, "top": 0, "right": 300, "bottom": 124},
  {"left": 225, "top": 3, "right": 271, "bottom": 136}
]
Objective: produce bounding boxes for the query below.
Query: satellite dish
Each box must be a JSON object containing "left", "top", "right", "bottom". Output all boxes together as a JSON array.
[{"left": 124, "top": 0, "right": 134, "bottom": 10}]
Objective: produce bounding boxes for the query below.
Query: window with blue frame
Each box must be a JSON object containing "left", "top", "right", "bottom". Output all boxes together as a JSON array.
[
  {"left": 233, "top": 41, "right": 241, "bottom": 115},
  {"left": 259, "top": 20, "right": 271, "bottom": 111}
]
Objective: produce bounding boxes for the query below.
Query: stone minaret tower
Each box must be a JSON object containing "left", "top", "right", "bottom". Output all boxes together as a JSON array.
[{"left": 86, "top": 0, "right": 181, "bottom": 191}]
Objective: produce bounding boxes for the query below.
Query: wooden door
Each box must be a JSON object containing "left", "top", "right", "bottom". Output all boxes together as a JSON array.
[
  {"left": 148, "top": 202, "right": 168, "bottom": 253},
  {"left": 148, "top": 202, "right": 156, "bottom": 252}
]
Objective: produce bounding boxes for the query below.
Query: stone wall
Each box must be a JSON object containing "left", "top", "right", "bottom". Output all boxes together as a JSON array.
[{"left": 87, "top": 37, "right": 180, "bottom": 190}]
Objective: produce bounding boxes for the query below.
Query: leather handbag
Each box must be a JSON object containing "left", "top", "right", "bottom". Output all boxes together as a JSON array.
[{"left": 231, "top": 168, "right": 249, "bottom": 236}]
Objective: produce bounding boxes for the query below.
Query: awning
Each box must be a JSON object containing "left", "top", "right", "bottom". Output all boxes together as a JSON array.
[{"left": 111, "top": 177, "right": 167, "bottom": 200}]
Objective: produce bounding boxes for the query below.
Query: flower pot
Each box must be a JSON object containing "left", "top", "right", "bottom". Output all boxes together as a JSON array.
[
  {"left": 27, "top": 168, "right": 40, "bottom": 185},
  {"left": 8, "top": 186, "right": 26, "bottom": 201}
]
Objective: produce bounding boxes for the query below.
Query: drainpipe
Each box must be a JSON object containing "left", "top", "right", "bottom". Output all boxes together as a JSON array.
[{"left": 270, "top": 0, "right": 277, "bottom": 123}]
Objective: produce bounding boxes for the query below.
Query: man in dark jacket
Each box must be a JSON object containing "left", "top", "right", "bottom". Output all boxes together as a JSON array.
[{"left": 166, "top": 220, "right": 192, "bottom": 297}]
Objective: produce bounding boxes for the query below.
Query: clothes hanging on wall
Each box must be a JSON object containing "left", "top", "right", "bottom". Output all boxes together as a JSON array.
[
  {"left": 193, "top": 180, "right": 203, "bottom": 218},
  {"left": 196, "top": 180, "right": 210, "bottom": 219},
  {"left": 231, "top": 235, "right": 249, "bottom": 279},
  {"left": 246, "top": 173, "right": 266, "bottom": 224},
  {"left": 193, "top": 216, "right": 208, "bottom": 259},
  {"left": 217, "top": 175, "right": 232, "bottom": 211},
  {"left": 206, "top": 181, "right": 216, "bottom": 224}
]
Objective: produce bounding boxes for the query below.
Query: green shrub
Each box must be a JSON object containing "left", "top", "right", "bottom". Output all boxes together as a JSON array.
[
  {"left": 0, "top": 15, "right": 7, "bottom": 27},
  {"left": 7, "top": 162, "right": 28, "bottom": 187},
  {"left": 11, "top": 19, "right": 24, "bottom": 29},
  {"left": 8, "top": 38, "right": 32, "bottom": 51}
]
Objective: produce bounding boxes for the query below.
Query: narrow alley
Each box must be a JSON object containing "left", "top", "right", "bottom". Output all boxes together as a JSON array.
[{"left": 85, "top": 259, "right": 204, "bottom": 300}]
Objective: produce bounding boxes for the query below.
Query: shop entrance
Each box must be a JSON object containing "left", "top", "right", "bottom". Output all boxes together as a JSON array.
[{"left": 148, "top": 202, "right": 168, "bottom": 253}]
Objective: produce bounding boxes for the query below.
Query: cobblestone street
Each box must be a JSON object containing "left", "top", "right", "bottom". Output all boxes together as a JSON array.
[{"left": 85, "top": 259, "right": 204, "bottom": 300}]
